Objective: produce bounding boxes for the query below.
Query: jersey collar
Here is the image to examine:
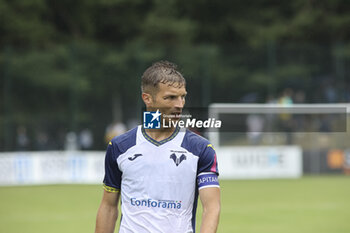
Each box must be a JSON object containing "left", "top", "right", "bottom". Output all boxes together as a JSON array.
[{"left": 141, "top": 126, "right": 180, "bottom": 146}]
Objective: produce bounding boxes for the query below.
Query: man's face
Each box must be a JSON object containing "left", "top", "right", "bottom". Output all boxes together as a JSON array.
[{"left": 148, "top": 82, "right": 187, "bottom": 122}]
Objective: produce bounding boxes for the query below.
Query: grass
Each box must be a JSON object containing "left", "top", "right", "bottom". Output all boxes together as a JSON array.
[
  {"left": 215, "top": 176, "right": 350, "bottom": 233},
  {"left": 0, "top": 176, "right": 349, "bottom": 233}
]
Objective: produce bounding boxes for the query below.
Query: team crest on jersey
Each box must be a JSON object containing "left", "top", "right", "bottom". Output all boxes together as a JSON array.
[{"left": 170, "top": 153, "right": 186, "bottom": 166}]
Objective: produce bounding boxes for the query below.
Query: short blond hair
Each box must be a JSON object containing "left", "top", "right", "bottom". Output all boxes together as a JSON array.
[{"left": 141, "top": 61, "right": 186, "bottom": 95}]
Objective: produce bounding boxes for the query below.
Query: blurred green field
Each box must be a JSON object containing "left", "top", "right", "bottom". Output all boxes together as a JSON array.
[{"left": 0, "top": 176, "right": 349, "bottom": 233}]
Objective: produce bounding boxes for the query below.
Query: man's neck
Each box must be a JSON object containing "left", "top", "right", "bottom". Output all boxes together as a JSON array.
[{"left": 144, "top": 127, "right": 177, "bottom": 142}]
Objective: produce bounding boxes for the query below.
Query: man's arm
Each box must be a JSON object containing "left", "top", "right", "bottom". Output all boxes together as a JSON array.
[
  {"left": 199, "top": 187, "right": 221, "bottom": 233},
  {"left": 95, "top": 190, "right": 120, "bottom": 233}
]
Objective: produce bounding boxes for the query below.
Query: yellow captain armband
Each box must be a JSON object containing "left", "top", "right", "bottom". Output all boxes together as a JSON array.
[{"left": 103, "top": 184, "right": 120, "bottom": 193}]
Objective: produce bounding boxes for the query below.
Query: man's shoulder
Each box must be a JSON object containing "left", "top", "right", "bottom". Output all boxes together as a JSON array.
[
  {"left": 181, "top": 129, "right": 212, "bottom": 155},
  {"left": 183, "top": 129, "right": 210, "bottom": 144},
  {"left": 110, "top": 126, "right": 138, "bottom": 153}
]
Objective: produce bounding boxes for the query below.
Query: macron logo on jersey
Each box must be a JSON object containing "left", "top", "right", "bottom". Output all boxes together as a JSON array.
[{"left": 143, "top": 110, "right": 161, "bottom": 129}]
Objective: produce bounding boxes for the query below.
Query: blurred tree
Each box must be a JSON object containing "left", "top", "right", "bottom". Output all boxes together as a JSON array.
[{"left": 1, "top": 0, "right": 350, "bottom": 150}]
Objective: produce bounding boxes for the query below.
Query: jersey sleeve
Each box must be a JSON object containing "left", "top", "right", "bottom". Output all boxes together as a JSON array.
[
  {"left": 197, "top": 144, "right": 219, "bottom": 175},
  {"left": 197, "top": 144, "right": 220, "bottom": 190},
  {"left": 103, "top": 142, "right": 122, "bottom": 192}
]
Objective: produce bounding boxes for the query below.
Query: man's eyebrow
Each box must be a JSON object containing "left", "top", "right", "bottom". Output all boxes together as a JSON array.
[{"left": 164, "top": 92, "right": 181, "bottom": 96}]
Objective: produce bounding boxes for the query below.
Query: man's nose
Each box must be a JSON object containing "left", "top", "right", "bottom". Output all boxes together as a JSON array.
[{"left": 174, "top": 97, "right": 184, "bottom": 109}]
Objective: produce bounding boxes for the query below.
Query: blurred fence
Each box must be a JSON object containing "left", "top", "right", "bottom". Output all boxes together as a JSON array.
[
  {"left": 0, "top": 151, "right": 104, "bottom": 186},
  {"left": 208, "top": 103, "right": 350, "bottom": 176},
  {"left": 0, "top": 147, "right": 301, "bottom": 186},
  {"left": 1, "top": 146, "right": 349, "bottom": 186},
  {"left": 217, "top": 146, "right": 302, "bottom": 179}
]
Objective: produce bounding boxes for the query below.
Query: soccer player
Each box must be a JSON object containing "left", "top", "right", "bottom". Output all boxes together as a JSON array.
[{"left": 95, "top": 61, "right": 220, "bottom": 233}]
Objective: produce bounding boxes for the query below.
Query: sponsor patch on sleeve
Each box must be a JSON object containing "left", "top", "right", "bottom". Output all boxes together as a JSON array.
[{"left": 197, "top": 172, "right": 220, "bottom": 190}]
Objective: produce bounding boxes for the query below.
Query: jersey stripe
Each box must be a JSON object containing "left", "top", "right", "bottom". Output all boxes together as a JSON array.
[
  {"left": 198, "top": 185, "right": 220, "bottom": 190},
  {"left": 210, "top": 153, "right": 218, "bottom": 173},
  {"left": 103, "top": 184, "right": 120, "bottom": 193}
]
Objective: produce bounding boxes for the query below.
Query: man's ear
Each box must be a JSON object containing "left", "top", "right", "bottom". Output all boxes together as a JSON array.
[{"left": 142, "top": 92, "right": 153, "bottom": 107}]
